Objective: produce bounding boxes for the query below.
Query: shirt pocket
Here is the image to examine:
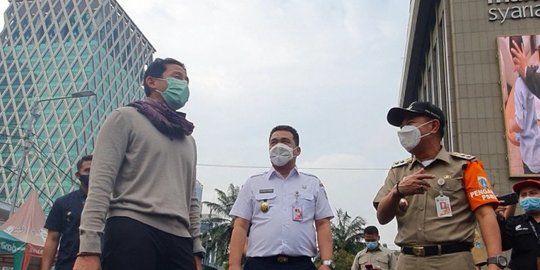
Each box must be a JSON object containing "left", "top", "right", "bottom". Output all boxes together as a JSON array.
[
  {"left": 357, "top": 256, "right": 369, "bottom": 266},
  {"left": 440, "top": 177, "right": 464, "bottom": 201},
  {"left": 375, "top": 256, "right": 390, "bottom": 269},
  {"left": 254, "top": 193, "right": 277, "bottom": 214},
  {"left": 297, "top": 192, "right": 315, "bottom": 217}
]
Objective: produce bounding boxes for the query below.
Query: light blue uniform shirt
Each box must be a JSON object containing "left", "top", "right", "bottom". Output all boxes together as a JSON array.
[
  {"left": 230, "top": 167, "right": 334, "bottom": 257},
  {"left": 515, "top": 77, "right": 540, "bottom": 173}
]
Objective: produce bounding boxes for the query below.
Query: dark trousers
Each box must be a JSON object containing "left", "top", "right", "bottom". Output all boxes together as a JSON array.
[
  {"left": 523, "top": 162, "right": 537, "bottom": 174},
  {"left": 101, "top": 216, "right": 195, "bottom": 270},
  {"left": 244, "top": 256, "right": 316, "bottom": 270}
]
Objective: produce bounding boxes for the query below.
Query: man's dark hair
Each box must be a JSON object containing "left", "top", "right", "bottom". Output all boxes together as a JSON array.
[
  {"left": 143, "top": 58, "right": 186, "bottom": 96},
  {"left": 270, "top": 125, "right": 299, "bottom": 146},
  {"left": 364, "top": 226, "right": 379, "bottom": 235},
  {"left": 76, "top": 155, "right": 93, "bottom": 172}
]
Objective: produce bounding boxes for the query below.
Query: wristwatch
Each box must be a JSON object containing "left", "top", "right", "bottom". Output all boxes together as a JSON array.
[
  {"left": 322, "top": 259, "right": 335, "bottom": 269},
  {"left": 487, "top": 255, "right": 508, "bottom": 268}
]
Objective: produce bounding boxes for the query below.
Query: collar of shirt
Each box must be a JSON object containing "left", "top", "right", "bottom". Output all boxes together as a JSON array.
[
  {"left": 409, "top": 146, "right": 450, "bottom": 170},
  {"left": 267, "top": 167, "right": 299, "bottom": 180},
  {"left": 525, "top": 213, "right": 540, "bottom": 224},
  {"left": 367, "top": 246, "right": 382, "bottom": 253}
]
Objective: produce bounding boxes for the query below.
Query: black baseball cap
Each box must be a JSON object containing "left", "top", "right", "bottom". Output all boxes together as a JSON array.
[{"left": 387, "top": 101, "right": 446, "bottom": 128}]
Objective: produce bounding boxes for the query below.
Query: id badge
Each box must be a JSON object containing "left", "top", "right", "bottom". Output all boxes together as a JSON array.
[
  {"left": 435, "top": 195, "right": 452, "bottom": 217},
  {"left": 292, "top": 206, "right": 303, "bottom": 222}
]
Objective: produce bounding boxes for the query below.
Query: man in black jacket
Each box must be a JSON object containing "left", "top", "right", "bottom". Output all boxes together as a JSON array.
[{"left": 498, "top": 179, "right": 540, "bottom": 270}]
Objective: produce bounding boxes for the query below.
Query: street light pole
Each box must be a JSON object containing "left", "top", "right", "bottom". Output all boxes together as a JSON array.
[{"left": 9, "top": 90, "right": 96, "bottom": 216}]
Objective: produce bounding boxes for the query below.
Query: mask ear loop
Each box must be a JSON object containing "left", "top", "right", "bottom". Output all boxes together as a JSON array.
[
  {"left": 418, "top": 120, "right": 437, "bottom": 138},
  {"left": 428, "top": 119, "right": 440, "bottom": 135},
  {"left": 152, "top": 77, "right": 168, "bottom": 94}
]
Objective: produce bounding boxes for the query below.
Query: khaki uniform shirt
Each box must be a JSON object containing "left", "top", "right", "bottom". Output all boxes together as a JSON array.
[
  {"left": 351, "top": 245, "right": 396, "bottom": 270},
  {"left": 373, "top": 147, "right": 497, "bottom": 246}
]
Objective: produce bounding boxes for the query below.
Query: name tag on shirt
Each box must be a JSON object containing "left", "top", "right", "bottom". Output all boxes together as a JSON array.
[
  {"left": 435, "top": 195, "right": 452, "bottom": 217},
  {"left": 292, "top": 206, "right": 303, "bottom": 221}
]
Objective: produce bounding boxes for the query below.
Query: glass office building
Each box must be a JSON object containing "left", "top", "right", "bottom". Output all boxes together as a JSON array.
[{"left": 0, "top": 0, "right": 155, "bottom": 216}]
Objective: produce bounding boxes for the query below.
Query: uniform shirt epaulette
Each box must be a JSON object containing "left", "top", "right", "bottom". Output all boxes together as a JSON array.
[
  {"left": 249, "top": 171, "right": 267, "bottom": 179},
  {"left": 391, "top": 158, "right": 412, "bottom": 168},
  {"left": 449, "top": 152, "right": 475, "bottom": 160},
  {"left": 299, "top": 171, "right": 320, "bottom": 180}
]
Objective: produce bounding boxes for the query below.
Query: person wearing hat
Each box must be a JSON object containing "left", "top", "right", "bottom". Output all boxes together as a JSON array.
[
  {"left": 373, "top": 101, "right": 505, "bottom": 270},
  {"left": 498, "top": 179, "right": 540, "bottom": 270}
]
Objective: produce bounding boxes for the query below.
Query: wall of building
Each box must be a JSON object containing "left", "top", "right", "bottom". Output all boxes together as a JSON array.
[
  {"left": 402, "top": 0, "right": 540, "bottom": 195},
  {"left": 449, "top": 0, "right": 540, "bottom": 194}
]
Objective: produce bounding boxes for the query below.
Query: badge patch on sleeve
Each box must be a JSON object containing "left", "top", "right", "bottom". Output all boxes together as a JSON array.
[
  {"left": 464, "top": 160, "right": 498, "bottom": 210},
  {"left": 477, "top": 176, "right": 489, "bottom": 189}
]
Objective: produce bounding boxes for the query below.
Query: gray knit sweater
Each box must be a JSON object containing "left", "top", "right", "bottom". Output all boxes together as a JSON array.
[{"left": 78, "top": 106, "right": 204, "bottom": 254}]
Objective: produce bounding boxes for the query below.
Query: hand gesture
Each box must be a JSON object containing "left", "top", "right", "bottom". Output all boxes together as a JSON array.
[
  {"left": 396, "top": 168, "right": 434, "bottom": 196},
  {"left": 511, "top": 39, "right": 529, "bottom": 79}
]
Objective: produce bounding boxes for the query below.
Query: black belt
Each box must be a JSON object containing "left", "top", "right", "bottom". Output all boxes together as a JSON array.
[
  {"left": 248, "top": 255, "right": 312, "bottom": 264},
  {"left": 401, "top": 243, "right": 472, "bottom": 257}
]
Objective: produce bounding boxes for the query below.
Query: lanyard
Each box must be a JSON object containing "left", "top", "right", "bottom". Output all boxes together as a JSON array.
[{"left": 528, "top": 220, "right": 539, "bottom": 244}]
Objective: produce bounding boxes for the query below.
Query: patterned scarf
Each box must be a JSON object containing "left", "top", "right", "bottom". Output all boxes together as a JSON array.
[{"left": 127, "top": 98, "right": 194, "bottom": 139}]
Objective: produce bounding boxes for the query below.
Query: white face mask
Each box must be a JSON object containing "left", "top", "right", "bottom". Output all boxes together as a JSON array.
[
  {"left": 397, "top": 120, "right": 433, "bottom": 152},
  {"left": 270, "top": 143, "right": 294, "bottom": 167}
]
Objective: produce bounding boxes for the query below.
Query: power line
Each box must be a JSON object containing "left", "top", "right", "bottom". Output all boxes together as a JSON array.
[
  {"left": 1, "top": 165, "right": 54, "bottom": 205},
  {"left": 197, "top": 163, "right": 389, "bottom": 171},
  {"left": 30, "top": 144, "right": 77, "bottom": 184}
]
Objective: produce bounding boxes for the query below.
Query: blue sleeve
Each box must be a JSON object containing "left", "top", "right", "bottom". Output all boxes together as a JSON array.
[
  {"left": 44, "top": 199, "right": 64, "bottom": 232},
  {"left": 314, "top": 179, "right": 334, "bottom": 220},
  {"left": 514, "top": 78, "right": 527, "bottom": 130},
  {"left": 229, "top": 180, "right": 253, "bottom": 220}
]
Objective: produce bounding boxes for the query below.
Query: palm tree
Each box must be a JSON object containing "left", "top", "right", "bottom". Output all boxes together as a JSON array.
[
  {"left": 202, "top": 184, "right": 240, "bottom": 266},
  {"left": 314, "top": 208, "right": 366, "bottom": 268},
  {"left": 332, "top": 208, "right": 366, "bottom": 253}
]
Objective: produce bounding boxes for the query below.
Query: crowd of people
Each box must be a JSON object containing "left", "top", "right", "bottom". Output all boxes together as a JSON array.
[{"left": 35, "top": 57, "right": 538, "bottom": 270}]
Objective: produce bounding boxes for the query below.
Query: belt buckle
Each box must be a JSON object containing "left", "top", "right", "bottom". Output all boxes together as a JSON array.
[
  {"left": 412, "top": 246, "right": 425, "bottom": 257},
  {"left": 277, "top": 256, "right": 288, "bottom": 263}
]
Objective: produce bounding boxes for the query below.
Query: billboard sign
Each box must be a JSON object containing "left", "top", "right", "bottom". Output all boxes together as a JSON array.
[{"left": 497, "top": 34, "right": 540, "bottom": 177}]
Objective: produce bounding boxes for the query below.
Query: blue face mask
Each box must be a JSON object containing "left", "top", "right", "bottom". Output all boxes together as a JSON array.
[
  {"left": 79, "top": 175, "right": 89, "bottom": 187},
  {"left": 366, "top": 241, "right": 379, "bottom": 250},
  {"left": 155, "top": 77, "right": 190, "bottom": 110},
  {"left": 519, "top": 197, "right": 540, "bottom": 213}
]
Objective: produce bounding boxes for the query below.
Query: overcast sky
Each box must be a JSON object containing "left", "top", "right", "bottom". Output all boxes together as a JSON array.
[{"left": 0, "top": 0, "right": 410, "bottom": 248}]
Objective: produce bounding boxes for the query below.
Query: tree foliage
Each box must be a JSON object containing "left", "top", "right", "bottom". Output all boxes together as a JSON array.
[
  {"left": 332, "top": 208, "right": 366, "bottom": 254},
  {"left": 334, "top": 249, "right": 357, "bottom": 270},
  {"left": 201, "top": 184, "right": 240, "bottom": 266}
]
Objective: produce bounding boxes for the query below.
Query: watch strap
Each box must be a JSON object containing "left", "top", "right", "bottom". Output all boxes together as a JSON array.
[{"left": 487, "top": 255, "right": 507, "bottom": 267}]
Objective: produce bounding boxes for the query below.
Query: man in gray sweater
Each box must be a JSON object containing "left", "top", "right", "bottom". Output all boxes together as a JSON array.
[{"left": 73, "top": 58, "right": 204, "bottom": 270}]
